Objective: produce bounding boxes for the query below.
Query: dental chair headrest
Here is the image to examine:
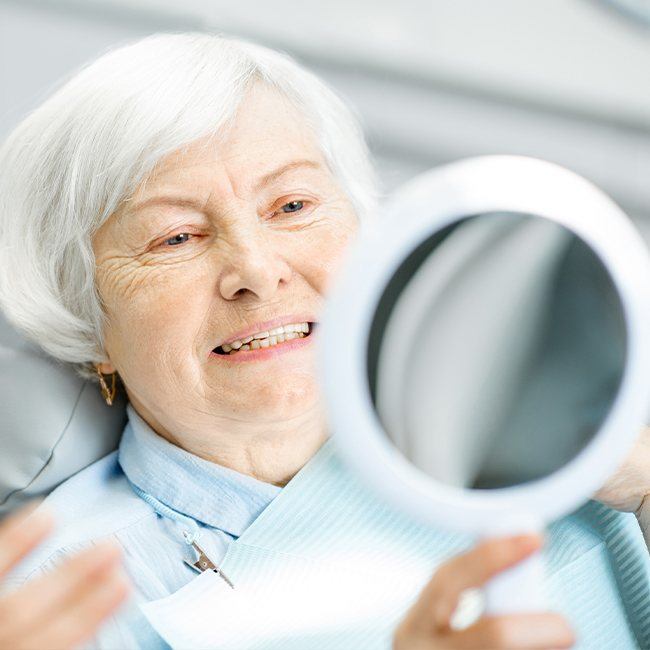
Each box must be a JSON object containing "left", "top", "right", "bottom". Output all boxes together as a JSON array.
[{"left": 0, "top": 310, "right": 126, "bottom": 516}]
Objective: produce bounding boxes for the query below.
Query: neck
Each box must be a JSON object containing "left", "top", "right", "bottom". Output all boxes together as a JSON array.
[{"left": 190, "top": 407, "right": 330, "bottom": 487}]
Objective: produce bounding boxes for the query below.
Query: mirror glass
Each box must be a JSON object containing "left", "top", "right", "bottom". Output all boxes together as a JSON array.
[{"left": 367, "top": 212, "right": 627, "bottom": 489}]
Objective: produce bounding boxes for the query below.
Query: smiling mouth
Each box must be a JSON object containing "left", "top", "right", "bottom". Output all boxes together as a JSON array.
[{"left": 212, "top": 322, "right": 317, "bottom": 356}]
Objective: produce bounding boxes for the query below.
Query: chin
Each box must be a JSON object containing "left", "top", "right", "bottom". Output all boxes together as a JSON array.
[{"left": 241, "top": 381, "right": 320, "bottom": 418}]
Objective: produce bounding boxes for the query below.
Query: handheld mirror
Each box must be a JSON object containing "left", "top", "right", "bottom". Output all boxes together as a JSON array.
[{"left": 318, "top": 155, "right": 650, "bottom": 614}]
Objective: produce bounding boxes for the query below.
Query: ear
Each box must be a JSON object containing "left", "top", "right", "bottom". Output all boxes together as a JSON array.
[{"left": 96, "top": 361, "right": 117, "bottom": 375}]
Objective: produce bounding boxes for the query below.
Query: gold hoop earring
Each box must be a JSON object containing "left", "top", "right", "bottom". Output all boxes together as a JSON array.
[{"left": 96, "top": 365, "right": 117, "bottom": 406}]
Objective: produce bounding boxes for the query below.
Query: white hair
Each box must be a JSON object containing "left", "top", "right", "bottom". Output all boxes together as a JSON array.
[{"left": 0, "top": 32, "right": 379, "bottom": 381}]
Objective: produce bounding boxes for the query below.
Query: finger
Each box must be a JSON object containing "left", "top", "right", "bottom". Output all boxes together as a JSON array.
[
  {"left": 24, "top": 569, "right": 129, "bottom": 650},
  {"left": 4, "top": 542, "right": 123, "bottom": 627},
  {"left": 448, "top": 612, "right": 575, "bottom": 649},
  {"left": 416, "top": 534, "right": 543, "bottom": 631},
  {"left": 0, "top": 502, "right": 54, "bottom": 577}
]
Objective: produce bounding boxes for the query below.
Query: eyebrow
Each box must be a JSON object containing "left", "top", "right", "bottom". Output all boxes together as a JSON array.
[
  {"left": 254, "top": 158, "right": 323, "bottom": 191},
  {"left": 128, "top": 159, "right": 324, "bottom": 214}
]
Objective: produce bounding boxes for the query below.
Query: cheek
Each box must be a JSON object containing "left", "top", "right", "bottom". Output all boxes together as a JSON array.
[
  {"left": 291, "top": 219, "right": 358, "bottom": 291},
  {"left": 101, "top": 261, "right": 211, "bottom": 368}
]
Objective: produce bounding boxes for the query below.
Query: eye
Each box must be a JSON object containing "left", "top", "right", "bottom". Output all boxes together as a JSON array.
[
  {"left": 163, "top": 233, "right": 193, "bottom": 246},
  {"left": 280, "top": 200, "right": 304, "bottom": 214}
]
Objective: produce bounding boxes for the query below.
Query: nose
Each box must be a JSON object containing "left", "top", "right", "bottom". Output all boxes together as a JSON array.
[{"left": 218, "top": 223, "right": 293, "bottom": 302}]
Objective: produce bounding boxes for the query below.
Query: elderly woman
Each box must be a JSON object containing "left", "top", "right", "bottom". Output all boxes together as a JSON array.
[{"left": 0, "top": 33, "right": 649, "bottom": 650}]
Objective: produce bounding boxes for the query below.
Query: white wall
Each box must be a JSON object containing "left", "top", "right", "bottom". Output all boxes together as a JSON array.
[{"left": 1, "top": 0, "right": 649, "bottom": 230}]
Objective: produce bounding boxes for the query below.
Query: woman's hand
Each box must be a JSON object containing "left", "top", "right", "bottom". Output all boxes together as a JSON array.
[
  {"left": 594, "top": 426, "right": 650, "bottom": 547},
  {"left": 593, "top": 426, "right": 650, "bottom": 515},
  {"left": 393, "top": 534, "right": 574, "bottom": 650},
  {"left": 0, "top": 502, "right": 129, "bottom": 650}
]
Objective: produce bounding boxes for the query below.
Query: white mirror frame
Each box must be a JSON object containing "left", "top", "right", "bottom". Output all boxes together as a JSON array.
[{"left": 318, "top": 155, "right": 650, "bottom": 534}]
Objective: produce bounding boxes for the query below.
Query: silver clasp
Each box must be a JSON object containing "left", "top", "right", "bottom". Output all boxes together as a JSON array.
[{"left": 183, "top": 540, "right": 235, "bottom": 589}]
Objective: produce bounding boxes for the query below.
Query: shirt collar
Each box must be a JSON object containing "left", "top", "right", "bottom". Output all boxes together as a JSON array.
[{"left": 118, "top": 403, "right": 282, "bottom": 538}]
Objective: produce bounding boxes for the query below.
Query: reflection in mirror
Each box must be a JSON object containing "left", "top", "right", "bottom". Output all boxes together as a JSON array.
[{"left": 368, "top": 213, "right": 627, "bottom": 489}]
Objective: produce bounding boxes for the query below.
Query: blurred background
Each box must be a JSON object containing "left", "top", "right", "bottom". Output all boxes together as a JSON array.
[{"left": 1, "top": 0, "right": 649, "bottom": 235}]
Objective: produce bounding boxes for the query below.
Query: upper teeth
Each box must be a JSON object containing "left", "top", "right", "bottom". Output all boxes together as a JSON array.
[{"left": 221, "top": 322, "right": 310, "bottom": 353}]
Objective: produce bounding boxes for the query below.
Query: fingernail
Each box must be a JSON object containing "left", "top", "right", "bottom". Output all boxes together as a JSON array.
[
  {"left": 107, "top": 568, "right": 131, "bottom": 598},
  {"left": 96, "top": 569, "right": 131, "bottom": 605},
  {"left": 513, "top": 533, "right": 543, "bottom": 551},
  {"left": 24, "top": 505, "right": 55, "bottom": 528},
  {"left": 91, "top": 541, "right": 123, "bottom": 564},
  {"left": 432, "top": 603, "right": 450, "bottom": 630}
]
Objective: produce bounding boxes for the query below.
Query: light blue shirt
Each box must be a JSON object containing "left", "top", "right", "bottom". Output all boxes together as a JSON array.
[{"left": 7, "top": 403, "right": 283, "bottom": 649}]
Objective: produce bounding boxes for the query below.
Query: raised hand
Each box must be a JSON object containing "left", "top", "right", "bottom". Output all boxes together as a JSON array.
[
  {"left": 0, "top": 502, "right": 129, "bottom": 650},
  {"left": 393, "top": 534, "right": 574, "bottom": 649}
]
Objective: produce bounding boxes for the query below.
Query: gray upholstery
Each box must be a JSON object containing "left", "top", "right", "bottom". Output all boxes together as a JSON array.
[{"left": 0, "top": 310, "right": 126, "bottom": 516}]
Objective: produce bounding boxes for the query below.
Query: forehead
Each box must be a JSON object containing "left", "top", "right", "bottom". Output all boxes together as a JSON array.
[{"left": 138, "top": 83, "right": 327, "bottom": 193}]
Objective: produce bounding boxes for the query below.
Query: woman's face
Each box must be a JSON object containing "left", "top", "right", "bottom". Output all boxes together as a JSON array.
[{"left": 93, "top": 83, "right": 359, "bottom": 454}]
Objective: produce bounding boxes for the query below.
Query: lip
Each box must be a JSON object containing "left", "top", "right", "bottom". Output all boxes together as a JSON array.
[
  {"left": 214, "top": 314, "right": 318, "bottom": 350},
  {"left": 209, "top": 326, "right": 316, "bottom": 363}
]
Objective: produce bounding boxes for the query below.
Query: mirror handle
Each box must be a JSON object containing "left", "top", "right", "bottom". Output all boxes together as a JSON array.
[
  {"left": 482, "top": 517, "right": 546, "bottom": 616},
  {"left": 483, "top": 547, "right": 546, "bottom": 615}
]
